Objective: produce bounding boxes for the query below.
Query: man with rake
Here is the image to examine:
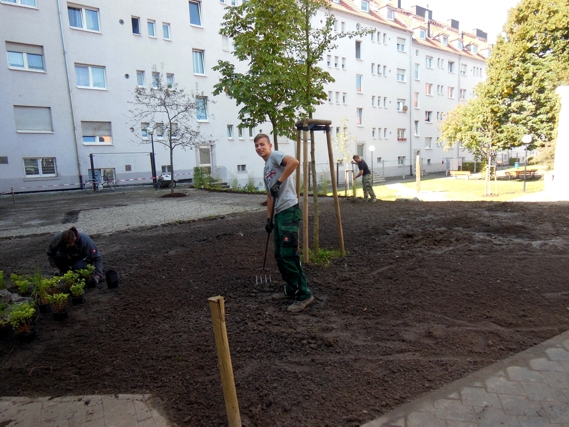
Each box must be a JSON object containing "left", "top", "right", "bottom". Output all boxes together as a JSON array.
[{"left": 254, "top": 134, "right": 314, "bottom": 313}]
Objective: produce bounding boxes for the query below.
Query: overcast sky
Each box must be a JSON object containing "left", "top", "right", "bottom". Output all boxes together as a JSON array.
[{"left": 405, "top": 0, "right": 521, "bottom": 43}]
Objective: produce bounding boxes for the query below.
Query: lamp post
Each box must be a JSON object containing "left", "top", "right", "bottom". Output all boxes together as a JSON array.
[
  {"left": 521, "top": 134, "right": 532, "bottom": 193},
  {"left": 369, "top": 145, "right": 375, "bottom": 185},
  {"left": 147, "top": 125, "right": 157, "bottom": 185}
]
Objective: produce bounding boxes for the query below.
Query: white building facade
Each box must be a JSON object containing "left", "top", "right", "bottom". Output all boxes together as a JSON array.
[{"left": 0, "top": 0, "right": 490, "bottom": 193}]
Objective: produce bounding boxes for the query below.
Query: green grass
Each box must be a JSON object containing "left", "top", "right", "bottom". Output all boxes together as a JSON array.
[
  {"left": 307, "top": 247, "right": 342, "bottom": 266},
  {"left": 331, "top": 174, "right": 545, "bottom": 202}
]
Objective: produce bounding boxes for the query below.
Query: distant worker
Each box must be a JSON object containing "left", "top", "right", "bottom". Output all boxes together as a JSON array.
[
  {"left": 352, "top": 155, "right": 377, "bottom": 202},
  {"left": 47, "top": 226, "right": 104, "bottom": 283}
]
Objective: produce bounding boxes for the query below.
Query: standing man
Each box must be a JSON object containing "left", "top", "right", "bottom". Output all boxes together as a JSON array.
[
  {"left": 352, "top": 155, "right": 377, "bottom": 202},
  {"left": 254, "top": 134, "right": 314, "bottom": 313}
]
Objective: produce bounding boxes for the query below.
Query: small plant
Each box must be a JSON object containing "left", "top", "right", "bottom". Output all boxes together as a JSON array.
[
  {"left": 307, "top": 248, "right": 342, "bottom": 267},
  {"left": 0, "top": 271, "right": 5, "bottom": 289},
  {"left": 7, "top": 301, "right": 36, "bottom": 334},
  {"left": 70, "top": 280, "right": 86, "bottom": 297},
  {"left": 242, "top": 174, "right": 258, "bottom": 193},
  {"left": 318, "top": 174, "right": 330, "bottom": 196},
  {"left": 77, "top": 265, "right": 95, "bottom": 281},
  {"left": 193, "top": 167, "right": 206, "bottom": 188},
  {"left": 229, "top": 174, "right": 240, "bottom": 192},
  {"left": 0, "top": 303, "right": 7, "bottom": 327},
  {"left": 48, "top": 293, "right": 69, "bottom": 313},
  {"left": 59, "top": 270, "right": 80, "bottom": 291},
  {"left": 34, "top": 277, "right": 58, "bottom": 305},
  {"left": 10, "top": 274, "right": 31, "bottom": 296}
]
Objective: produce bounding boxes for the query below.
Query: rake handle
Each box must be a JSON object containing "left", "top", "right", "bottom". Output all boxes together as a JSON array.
[{"left": 261, "top": 196, "right": 277, "bottom": 270}]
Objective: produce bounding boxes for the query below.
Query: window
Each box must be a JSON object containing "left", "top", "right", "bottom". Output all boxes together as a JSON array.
[
  {"left": 396, "top": 38, "right": 405, "bottom": 52},
  {"left": 136, "top": 70, "right": 145, "bottom": 86},
  {"left": 132, "top": 17, "right": 141, "bottom": 35},
  {"left": 333, "top": 21, "right": 338, "bottom": 31},
  {"left": 237, "top": 164, "right": 246, "bottom": 173},
  {"left": 426, "top": 56, "right": 432, "bottom": 68},
  {"left": 425, "top": 83, "right": 432, "bottom": 95},
  {"left": 24, "top": 158, "right": 56, "bottom": 177},
  {"left": 372, "top": 128, "right": 377, "bottom": 138},
  {"left": 437, "top": 85, "right": 443, "bottom": 95},
  {"left": 189, "top": 1, "right": 202, "bottom": 26},
  {"left": 356, "top": 108, "right": 363, "bottom": 125},
  {"left": 371, "top": 63, "right": 375, "bottom": 74},
  {"left": 68, "top": 6, "right": 99, "bottom": 31},
  {"left": 361, "top": 0, "right": 369, "bottom": 12},
  {"left": 193, "top": 50, "right": 205, "bottom": 74},
  {"left": 166, "top": 73, "right": 174, "bottom": 88},
  {"left": 437, "top": 58, "right": 443, "bottom": 68},
  {"left": 147, "top": 20, "right": 156, "bottom": 37},
  {"left": 238, "top": 127, "right": 243, "bottom": 138},
  {"left": 383, "top": 128, "right": 387, "bottom": 138},
  {"left": 376, "top": 32, "right": 380, "bottom": 42},
  {"left": 341, "top": 22, "right": 345, "bottom": 32},
  {"left": 382, "top": 33, "right": 387, "bottom": 44},
  {"left": 457, "top": 40, "right": 463, "bottom": 50},
  {"left": 161, "top": 165, "right": 172, "bottom": 173},
  {"left": 460, "top": 89, "right": 466, "bottom": 100},
  {"left": 335, "top": 127, "right": 340, "bottom": 137},
  {"left": 413, "top": 92, "right": 419, "bottom": 108},
  {"left": 397, "top": 128, "right": 406, "bottom": 141},
  {"left": 414, "top": 120, "right": 419, "bottom": 136},
  {"left": 14, "top": 106, "right": 53, "bottom": 132},
  {"left": 152, "top": 71, "right": 160, "bottom": 88},
  {"left": 328, "top": 91, "right": 332, "bottom": 103},
  {"left": 448, "top": 86, "right": 455, "bottom": 98},
  {"left": 163, "top": 23, "right": 171, "bottom": 39},
  {"left": 419, "top": 29, "right": 426, "bottom": 40},
  {"left": 75, "top": 64, "right": 106, "bottom": 88},
  {"left": 141, "top": 122, "right": 149, "bottom": 138},
  {"left": 6, "top": 42, "right": 44, "bottom": 71},
  {"left": 387, "top": 8, "right": 394, "bottom": 20},
  {"left": 383, "top": 65, "right": 387, "bottom": 75},
  {"left": 460, "top": 64, "right": 467, "bottom": 76},
  {"left": 227, "top": 125, "right": 233, "bottom": 138},
  {"left": 327, "top": 55, "right": 331, "bottom": 67},
  {"left": 414, "top": 63, "right": 419, "bottom": 80},
  {"left": 156, "top": 123, "right": 164, "bottom": 138},
  {"left": 342, "top": 93, "right": 347, "bottom": 104},
  {"left": 441, "top": 36, "right": 448, "bottom": 46},
  {"left": 334, "top": 56, "right": 338, "bottom": 68},
  {"left": 425, "top": 111, "right": 432, "bottom": 122},
  {"left": 383, "top": 97, "right": 387, "bottom": 107},
  {"left": 396, "top": 68, "right": 405, "bottom": 82},
  {"left": 470, "top": 44, "right": 478, "bottom": 54},
  {"left": 377, "top": 96, "right": 381, "bottom": 107},
  {"left": 248, "top": 127, "right": 254, "bottom": 138},
  {"left": 2, "top": 0, "right": 36, "bottom": 6},
  {"left": 397, "top": 156, "right": 406, "bottom": 165},
  {"left": 377, "top": 64, "right": 382, "bottom": 76},
  {"left": 371, "top": 96, "right": 375, "bottom": 106},
  {"left": 341, "top": 57, "right": 346, "bottom": 69},
  {"left": 196, "top": 97, "right": 208, "bottom": 120},
  {"left": 425, "top": 137, "right": 432, "bottom": 149},
  {"left": 396, "top": 99, "right": 406, "bottom": 111},
  {"left": 356, "top": 74, "right": 362, "bottom": 92},
  {"left": 448, "top": 61, "right": 455, "bottom": 73},
  {"left": 81, "top": 121, "right": 112, "bottom": 144},
  {"left": 355, "top": 41, "right": 361, "bottom": 59}
]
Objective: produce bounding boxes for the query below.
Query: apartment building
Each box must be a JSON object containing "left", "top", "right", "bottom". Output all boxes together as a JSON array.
[{"left": 0, "top": 0, "right": 490, "bottom": 193}]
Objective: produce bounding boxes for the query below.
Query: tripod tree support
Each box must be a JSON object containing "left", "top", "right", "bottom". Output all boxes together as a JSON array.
[
  {"left": 208, "top": 296, "right": 241, "bottom": 427},
  {"left": 295, "top": 119, "right": 346, "bottom": 263}
]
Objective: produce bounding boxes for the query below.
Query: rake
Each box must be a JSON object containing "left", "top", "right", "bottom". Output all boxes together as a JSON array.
[{"left": 256, "top": 196, "right": 276, "bottom": 285}]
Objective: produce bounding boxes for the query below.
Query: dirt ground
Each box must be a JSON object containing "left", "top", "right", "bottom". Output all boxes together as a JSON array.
[{"left": 1, "top": 196, "right": 569, "bottom": 427}]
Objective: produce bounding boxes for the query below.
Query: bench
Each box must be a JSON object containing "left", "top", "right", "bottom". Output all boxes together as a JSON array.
[
  {"left": 505, "top": 169, "right": 538, "bottom": 180},
  {"left": 449, "top": 170, "right": 471, "bottom": 179}
]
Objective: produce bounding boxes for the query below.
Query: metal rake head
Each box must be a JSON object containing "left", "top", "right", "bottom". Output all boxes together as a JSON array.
[{"left": 256, "top": 268, "right": 272, "bottom": 285}]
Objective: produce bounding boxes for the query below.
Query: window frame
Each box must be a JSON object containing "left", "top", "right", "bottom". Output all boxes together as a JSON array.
[
  {"left": 7, "top": 48, "right": 45, "bottom": 72},
  {"left": 192, "top": 49, "right": 205, "bottom": 75},
  {"left": 356, "top": 108, "right": 363, "bottom": 125},
  {"left": 131, "top": 16, "right": 141, "bottom": 35},
  {"left": 355, "top": 40, "right": 361, "bottom": 59},
  {"left": 396, "top": 38, "right": 405, "bottom": 52},
  {"left": 1, "top": 0, "right": 37, "bottom": 7},
  {"left": 356, "top": 74, "right": 363, "bottom": 92},
  {"left": 227, "top": 124, "right": 234, "bottom": 139},
  {"left": 196, "top": 96, "right": 208, "bottom": 121},
  {"left": 147, "top": 20, "right": 156, "bottom": 38},
  {"left": 425, "top": 83, "right": 432, "bottom": 96},
  {"left": 81, "top": 121, "right": 113, "bottom": 145},
  {"left": 23, "top": 157, "right": 57, "bottom": 178},
  {"left": 136, "top": 70, "right": 145, "bottom": 87},
  {"left": 162, "top": 22, "right": 171, "bottom": 40},
  {"left": 75, "top": 64, "right": 106, "bottom": 89},
  {"left": 396, "top": 68, "right": 406, "bottom": 82},
  {"left": 67, "top": 5, "right": 100, "bottom": 32},
  {"left": 189, "top": 1, "right": 202, "bottom": 26}
]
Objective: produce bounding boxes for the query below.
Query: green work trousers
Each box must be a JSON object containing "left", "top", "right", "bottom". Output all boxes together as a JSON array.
[
  {"left": 273, "top": 205, "right": 311, "bottom": 301},
  {"left": 362, "top": 174, "right": 376, "bottom": 200}
]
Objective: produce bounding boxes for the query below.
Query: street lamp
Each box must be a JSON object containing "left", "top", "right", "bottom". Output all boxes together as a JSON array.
[
  {"left": 147, "top": 125, "right": 157, "bottom": 186},
  {"left": 521, "top": 134, "right": 532, "bottom": 193},
  {"left": 369, "top": 145, "right": 375, "bottom": 185}
]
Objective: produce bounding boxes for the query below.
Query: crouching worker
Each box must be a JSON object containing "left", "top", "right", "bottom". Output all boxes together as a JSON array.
[{"left": 47, "top": 226, "right": 103, "bottom": 283}]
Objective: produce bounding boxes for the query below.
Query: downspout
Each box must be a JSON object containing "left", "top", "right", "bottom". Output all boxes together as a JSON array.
[
  {"left": 408, "top": 32, "right": 413, "bottom": 176},
  {"left": 56, "top": 0, "right": 83, "bottom": 187},
  {"left": 457, "top": 54, "right": 462, "bottom": 161}
]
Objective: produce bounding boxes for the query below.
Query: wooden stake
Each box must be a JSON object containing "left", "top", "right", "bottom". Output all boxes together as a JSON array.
[
  {"left": 416, "top": 154, "right": 421, "bottom": 194},
  {"left": 296, "top": 130, "right": 301, "bottom": 197},
  {"left": 325, "top": 128, "right": 345, "bottom": 256},
  {"left": 208, "top": 296, "right": 241, "bottom": 427},
  {"left": 302, "top": 120, "right": 309, "bottom": 265}
]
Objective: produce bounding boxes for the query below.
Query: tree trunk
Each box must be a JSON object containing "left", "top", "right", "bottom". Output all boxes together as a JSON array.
[
  {"left": 170, "top": 145, "right": 175, "bottom": 194},
  {"left": 310, "top": 128, "right": 319, "bottom": 256}
]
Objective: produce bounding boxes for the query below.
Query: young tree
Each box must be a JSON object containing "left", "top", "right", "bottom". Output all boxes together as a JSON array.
[
  {"left": 334, "top": 118, "right": 357, "bottom": 196},
  {"left": 129, "top": 68, "right": 216, "bottom": 193},
  {"left": 213, "top": 0, "right": 303, "bottom": 149}
]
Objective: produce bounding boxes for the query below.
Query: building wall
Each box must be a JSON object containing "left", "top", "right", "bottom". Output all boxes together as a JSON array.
[{"left": 0, "top": 0, "right": 490, "bottom": 193}]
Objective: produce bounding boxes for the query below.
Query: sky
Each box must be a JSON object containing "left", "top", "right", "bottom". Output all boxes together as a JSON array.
[{"left": 404, "top": 0, "right": 521, "bottom": 43}]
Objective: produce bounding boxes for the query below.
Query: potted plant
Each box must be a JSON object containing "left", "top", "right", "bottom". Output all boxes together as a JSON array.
[
  {"left": 59, "top": 270, "right": 79, "bottom": 293},
  {"left": 34, "top": 277, "right": 58, "bottom": 314},
  {"left": 48, "top": 293, "right": 69, "bottom": 321},
  {"left": 0, "top": 270, "right": 5, "bottom": 290},
  {"left": 10, "top": 274, "right": 32, "bottom": 296},
  {"left": 77, "top": 265, "right": 97, "bottom": 288},
  {"left": 0, "top": 303, "right": 12, "bottom": 341},
  {"left": 70, "top": 280, "right": 86, "bottom": 305},
  {"left": 7, "top": 301, "right": 36, "bottom": 343}
]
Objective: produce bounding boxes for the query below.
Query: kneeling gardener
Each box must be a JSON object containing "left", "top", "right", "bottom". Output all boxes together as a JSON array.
[{"left": 254, "top": 134, "right": 314, "bottom": 313}]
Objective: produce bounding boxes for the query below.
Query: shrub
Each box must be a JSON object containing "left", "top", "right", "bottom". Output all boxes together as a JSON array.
[
  {"left": 34, "top": 277, "right": 58, "bottom": 305},
  {"left": 60, "top": 270, "right": 80, "bottom": 291},
  {"left": 48, "top": 293, "right": 69, "bottom": 313},
  {"left": 77, "top": 265, "right": 95, "bottom": 281},
  {"left": 70, "top": 280, "right": 86, "bottom": 297},
  {"left": 10, "top": 274, "right": 31, "bottom": 296},
  {"left": 7, "top": 302, "right": 36, "bottom": 334}
]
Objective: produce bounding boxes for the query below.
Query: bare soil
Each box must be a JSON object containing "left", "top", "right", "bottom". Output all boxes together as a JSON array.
[{"left": 1, "top": 197, "right": 569, "bottom": 427}]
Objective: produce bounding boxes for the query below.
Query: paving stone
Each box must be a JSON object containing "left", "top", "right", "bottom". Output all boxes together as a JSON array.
[
  {"left": 508, "top": 366, "right": 546, "bottom": 383},
  {"left": 542, "top": 371, "right": 569, "bottom": 389},
  {"left": 134, "top": 398, "right": 153, "bottom": 422},
  {"left": 540, "top": 401, "right": 569, "bottom": 424},
  {"left": 517, "top": 415, "right": 555, "bottom": 427},
  {"left": 486, "top": 376, "right": 525, "bottom": 395},
  {"left": 103, "top": 399, "right": 137, "bottom": 427},
  {"left": 434, "top": 399, "right": 476, "bottom": 422},
  {"left": 407, "top": 411, "right": 446, "bottom": 427},
  {"left": 521, "top": 382, "right": 569, "bottom": 402},
  {"left": 472, "top": 406, "right": 520, "bottom": 427},
  {"left": 546, "top": 348, "right": 569, "bottom": 362},
  {"left": 445, "top": 422, "right": 478, "bottom": 427},
  {"left": 77, "top": 417, "right": 106, "bottom": 427},
  {"left": 460, "top": 387, "right": 502, "bottom": 408},
  {"left": 139, "top": 417, "right": 158, "bottom": 427},
  {"left": 498, "top": 394, "right": 547, "bottom": 417},
  {"left": 530, "top": 358, "right": 565, "bottom": 372}
]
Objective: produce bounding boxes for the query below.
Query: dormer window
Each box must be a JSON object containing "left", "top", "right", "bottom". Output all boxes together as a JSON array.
[
  {"left": 387, "top": 8, "right": 395, "bottom": 20},
  {"left": 419, "top": 28, "right": 426, "bottom": 40},
  {"left": 440, "top": 36, "right": 448, "bottom": 46},
  {"left": 471, "top": 45, "right": 478, "bottom": 54},
  {"left": 457, "top": 40, "right": 463, "bottom": 50},
  {"left": 361, "top": 0, "right": 369, "bottom": 13}
]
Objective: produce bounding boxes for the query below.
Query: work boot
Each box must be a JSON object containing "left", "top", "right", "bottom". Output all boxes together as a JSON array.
[
  {"left": 371, "top": 198, "right": 377, "bottom": 203},
  {"left": 287, "top": 295, "right": 314, "bottom": 313},
  {"left": 272, "top": 285, "right": 294, "bottom": 300}
]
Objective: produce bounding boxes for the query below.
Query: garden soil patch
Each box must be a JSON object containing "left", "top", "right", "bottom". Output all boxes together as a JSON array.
[{"left": 1, "top": 198, "right": 569, "bottom": 427}]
